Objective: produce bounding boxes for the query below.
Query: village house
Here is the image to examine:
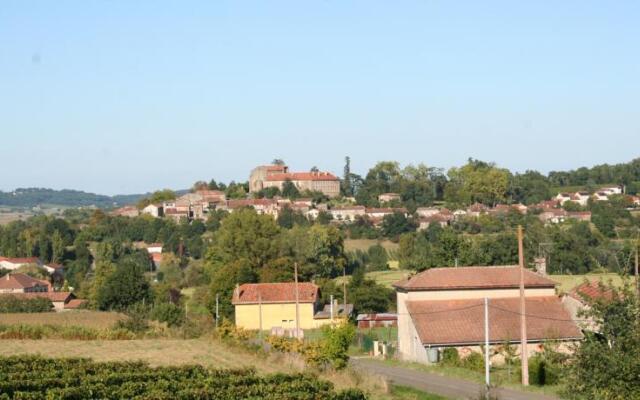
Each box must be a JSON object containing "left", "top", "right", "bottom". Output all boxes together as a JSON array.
[
  {"left": 232, "top": 282, "right": 352, "bottom": 331},
  {"left": 365, "top": 207, "right": 408, "bottom": 219},
  {"left": 417, "top": 214, "right": 450, "bottom": 231},
  {"left": 146, "top": 243, "right": 163, "bottom": 254},
  {"left": 599, "top": 186, "right": 623, "bottom": 196},
  {"left": 0, "top": 273, "right": 85, "bottom": 311},
  {"left": 141, "top": 203, "right": 163, "bottom": 218},
  {"left": 378, "top": 193, "right": 401, "bottom": 203},
  {"left": 415, "top": 207, "right": 441, "bottom": 218},
  {"left": 0, "top": 257, "right": 42, "bottom": 271},
  {"left": 538, "top": 209, "right": 592, "bottom": 224},
  {"left": 592, "top": 191, "right": 610, "bottom": 201},
  {"left": 466, "top": 203, "right": 488, "bottom": 218},
  {"left": 329, "top": 206, "right": 366, "bottom": 222},
  {"left": 393, "top": 266, "right": 582, "bottom": 364}
]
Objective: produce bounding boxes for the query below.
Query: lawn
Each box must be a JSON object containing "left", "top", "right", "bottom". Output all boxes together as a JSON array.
[
  {"left": 0, "top": 311, "right": 125, "bottom": 330},
  {"left": 550, "top": 273, "right": 625, "bottom": 293}
]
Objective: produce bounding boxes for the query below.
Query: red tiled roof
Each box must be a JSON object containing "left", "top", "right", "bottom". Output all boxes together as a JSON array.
[
  {"left": 365, "top": 208, "right": 407, "bottom": 214},
  {"left": 151, "top": 253, "right": 163, "bottom": 262},
  {"left": 406, "top": 296, "right": 582, "bottom": 346},
  {"left": 569, "top": 281, "right": 615, "bottom": 302},
  {"left": 227, "top": 199, "right": 276, "bottom": 209},
  {"left": 1, "top": 291, "right": 73, "bottom": 303},
  {"left": 65, "top": 299, "right": 87, "bottom": 309},
  {"left": 232, "top": 282, "right": 319, "bottom": 304},
  {"left": 265, "top": 172, "right": 338, "bottom": 182},
  {"left": 0, "top": 257, "right": 40, "bottom": 264},
  {"left": 393, "top": 266, "right": 557, "bottom": 291},
  {"left": 0, "top": 273, "right": 49, "bottom": 290}
]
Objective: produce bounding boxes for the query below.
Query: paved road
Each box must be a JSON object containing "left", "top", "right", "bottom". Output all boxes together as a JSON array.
[{"left": 352, "top": 358, "right": 558, "bottom": 400}]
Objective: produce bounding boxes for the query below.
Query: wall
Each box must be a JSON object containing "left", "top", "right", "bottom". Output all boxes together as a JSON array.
[{"left": 235, "top": 302, "right": 334, "bottom": 330}]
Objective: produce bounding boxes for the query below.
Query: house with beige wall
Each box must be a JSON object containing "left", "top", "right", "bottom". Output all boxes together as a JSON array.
[
  {"left": 393, "top": 266, "right": 582, "bottom": 364},
  {"left": 233, "top": 282, "right": 350, "bottom": 331}
]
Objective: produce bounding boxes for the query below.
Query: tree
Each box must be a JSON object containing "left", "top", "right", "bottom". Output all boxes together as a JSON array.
[
  {"left": 281, "top": 179, "right": 300, "bottom": 199},
  {"left": 158, "top": 253, "right": 183, "bottom": 287},
  {"left": 51, "top": 230, "right": 65, "bottom": 263},
  {"left": 564, "top": 281, "right": 640, "bottom": 399},
  {"left": 381, "top": 212, "right": 417, "bottom": 239},
  {"left": 205, "top": 208, "right": 281, "bottom": 271},
  {"left": 342, "top": 156, "right": 352, "bottom": 197},
  {"left": 367, "top": 244, "right": 388, "bottom": 271},
  {"left": 272, "top": 159, "right": 285, "bottom": 166},
  {"left": 136, "top": 189, "right": 176, "bottom": 209},
  {"left": 310, "top": 166, "right": 319, "bottom": 172},
  {"left": 96, "top": 257, "right": 153, "bottom": 311},
  {"left": 445, "top": 159, "right": 511, "bottom": 206}
]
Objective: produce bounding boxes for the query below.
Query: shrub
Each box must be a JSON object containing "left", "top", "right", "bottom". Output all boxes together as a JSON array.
[
  {"left": 150, "top": 302, "right": 185, "bottom": 327},
  {"left": 0, "top": 296, "right": 53, "bottom": 313},
  {"left": 460, "top": 351, "right": 485, "bottom": 372},
  {"left": 441, "top": 347, "right": 460, "bottom": 366}
]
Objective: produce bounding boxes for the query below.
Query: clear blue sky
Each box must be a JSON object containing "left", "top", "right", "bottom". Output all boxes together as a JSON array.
[{"left": 2, "top": 1, "right": 639, "bottom": 195}]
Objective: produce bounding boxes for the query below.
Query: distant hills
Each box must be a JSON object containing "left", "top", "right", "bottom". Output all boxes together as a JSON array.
[{"left": 0, "top": 188, "right": 148, "bottom": 209}]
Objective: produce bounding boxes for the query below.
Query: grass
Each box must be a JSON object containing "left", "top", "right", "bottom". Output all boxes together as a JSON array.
[
  {"left": 345, "top": 239, "right": 400, "bottom": 253},
  {"left": 0, "top": 338, "right": 286, "bottom": 371},
  {"left": 550, "top": 273, "right": 624, "bottom": 293},
  {"left": 335, "top": 269, "right": 412, "bottom": 289},
  {"left": 380, "top": 358, "right": 562, "bottom": 397},
  {"left": 389, "top": 386, "right": 449, "bottom": 400},
  {"left": 0, "top": 311, "right": 125, "bottom": 330}
]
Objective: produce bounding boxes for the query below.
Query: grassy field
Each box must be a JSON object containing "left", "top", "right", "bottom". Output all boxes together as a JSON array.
[
  {"left": 0, "top": 338, "right": 285, "bottom": 371},
  {"left": 550, "top": 273, "right": 625, "bottom": 293},
  {"left": 335, "top": 269, "right": 412, "bottom": 289},
  {"left": 0, "top": 311, "right": 125, "bottom": 329},
  {"left": 345, "top": 239, "right": 400, "bottom": 253}
]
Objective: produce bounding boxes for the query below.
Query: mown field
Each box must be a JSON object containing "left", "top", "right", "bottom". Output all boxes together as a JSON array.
[
  {"left": 0, "top": 311, "right": 124, "bottom": 329},
  {"left": 345, "top": 239, "right": 400, "bottom": 253}
]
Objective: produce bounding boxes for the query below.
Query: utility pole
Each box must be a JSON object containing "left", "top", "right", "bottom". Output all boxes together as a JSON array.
[
  {"left": 294, "top": 262, "right": 300, "bottom": 338},
  {"left": 215, "top": 293, "right": 219, "bottom": 328},
  {"left": 258, "top": 290, "right": 263, "bottom": 340},
  {"left": 330, "top": 294, "right": 334, "bottom": 323},
  {"left": 343, "top": 266, "right": 348, "bottom": 316},
  {"left": 518, "top": 225, "right": 529, "bottom": 386},
  {"left": 635, "top": 239, "right": 639, "bottom": 297},
  {"left": 484, "top": 297, "right": 490, "bottom": 399}
]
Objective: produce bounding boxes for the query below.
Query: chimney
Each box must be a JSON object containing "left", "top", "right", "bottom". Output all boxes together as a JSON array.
[{"left": 533, "top": 257, "right": 547, "bottom": 275}]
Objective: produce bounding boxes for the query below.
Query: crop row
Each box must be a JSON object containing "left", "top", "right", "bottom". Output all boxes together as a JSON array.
[{"left": 0, "top": 356, "right": 366, "bottom": 400}]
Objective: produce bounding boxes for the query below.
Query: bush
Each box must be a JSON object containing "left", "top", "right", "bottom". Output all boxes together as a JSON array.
[
  {"left": 460, "top": 351, "right": 485, "bottom": 372},
  {"left": 0, "top": 296, "right": 53, "bottom": 313},
  {"left": 441, "top": 347, "right": 460, "bottom": 366},
  {"left": 150, "top": 302, "right": 185, "bottom": 327}
]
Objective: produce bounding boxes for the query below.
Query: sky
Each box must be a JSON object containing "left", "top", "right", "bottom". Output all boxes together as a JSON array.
[{"left": 1, "top": 1, "right": 639, "bottom": 195}]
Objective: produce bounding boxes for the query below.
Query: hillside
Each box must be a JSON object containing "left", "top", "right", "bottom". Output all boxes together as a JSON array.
[{"left": 0, "top": 188, "right": 148, "bottom": 209}]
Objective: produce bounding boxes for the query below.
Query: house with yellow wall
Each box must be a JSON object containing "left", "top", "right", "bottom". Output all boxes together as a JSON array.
[{"left": 233, "top": 282, "right": 351, "bottom": 331}]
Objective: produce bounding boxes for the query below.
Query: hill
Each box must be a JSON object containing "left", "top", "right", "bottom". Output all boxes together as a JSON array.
[{"left": 0, "top": 188, "right": 148, "bottom": 209}]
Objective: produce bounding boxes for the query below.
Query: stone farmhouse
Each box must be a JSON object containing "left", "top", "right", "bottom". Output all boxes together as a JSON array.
[{"left": 393, "top": 266, "right": 582, "bottom": 364}]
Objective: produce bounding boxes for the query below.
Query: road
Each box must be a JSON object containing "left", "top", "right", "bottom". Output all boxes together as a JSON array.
[{"left": 352, "top": 358, "right": 558, "bottom": 400}]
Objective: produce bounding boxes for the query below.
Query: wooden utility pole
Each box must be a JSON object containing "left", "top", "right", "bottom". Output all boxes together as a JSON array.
[
  {"left": 635, "top": 239, "right": 639, "bottom": 297},
  {"left": 215, "top": 293, "right": 219, "bottom": 328},
  {"left": 294, "top": 262, "right": 300, "bottom": 338},
  {"left": 518, "top": 225, "right": 529, "bottom": 386},
  {"left": 343, "top": 266, "right": 348, "bottom": 315},
  {"left": 258, "top": 290, "right": 263, "bottom": 339},
  {"left": 484, "top": 297, "right": 490, "bottom": 398}
]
